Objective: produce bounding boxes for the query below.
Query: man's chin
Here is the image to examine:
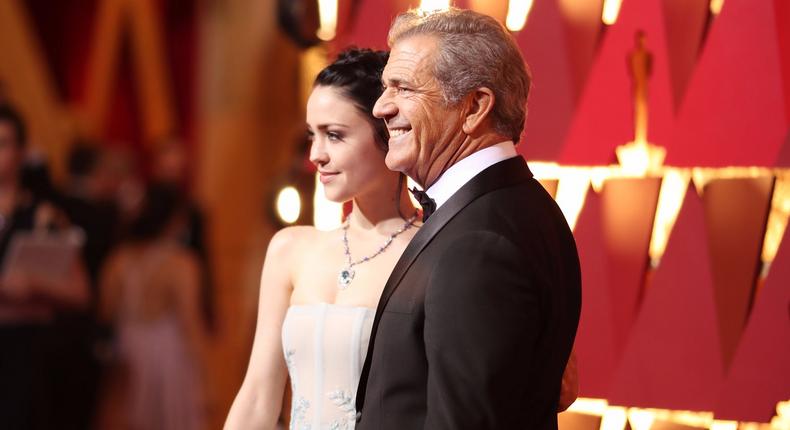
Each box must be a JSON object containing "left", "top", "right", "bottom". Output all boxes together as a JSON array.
[{"left": 384, "top": 154, "right": 411, "bottom": 175}]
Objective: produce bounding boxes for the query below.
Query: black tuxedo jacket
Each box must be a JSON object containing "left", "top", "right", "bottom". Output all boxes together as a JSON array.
[{"left": 355, "top": 156, "right": 581, "bottom": 429}]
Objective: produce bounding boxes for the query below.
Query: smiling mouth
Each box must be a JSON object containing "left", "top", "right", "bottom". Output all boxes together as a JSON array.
[
  {"left": 389, "top": 128, "right": 412, "bottom": 139},
  {"left": 319, "top": 171, "right": 339, "bottom": 184}
]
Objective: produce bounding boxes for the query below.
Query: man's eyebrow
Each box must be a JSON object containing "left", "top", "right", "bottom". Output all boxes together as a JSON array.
[{"left": 382, "top": 77, "right": 408, "bottom": 87}]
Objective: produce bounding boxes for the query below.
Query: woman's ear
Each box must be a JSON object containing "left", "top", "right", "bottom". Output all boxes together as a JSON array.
[{"left": 462, "top": 87, "right": 495, "bottom": 135}]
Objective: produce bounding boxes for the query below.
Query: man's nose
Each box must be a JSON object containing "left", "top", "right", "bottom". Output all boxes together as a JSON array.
[{"left": 373, "top": 91, "right": 395, "bottom": 120}]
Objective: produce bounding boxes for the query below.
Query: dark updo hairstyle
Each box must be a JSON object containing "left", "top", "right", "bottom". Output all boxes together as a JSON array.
[
  {"left": 313, "top": 48, "right": 389, "bottom": 149},
  {"left": 312, "top": 48, "right": 411, "bottom": 218},
  {"left": 128, "top": 183, "right": 185, "bottom": 241},
  {"left": 67, "top": 139, "right": 101, "bottom": 179}
]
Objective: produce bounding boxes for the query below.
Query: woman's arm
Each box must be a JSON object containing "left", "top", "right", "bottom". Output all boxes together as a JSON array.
[{"left": 224, "top": 228, "right": 301, "bottom": 430}]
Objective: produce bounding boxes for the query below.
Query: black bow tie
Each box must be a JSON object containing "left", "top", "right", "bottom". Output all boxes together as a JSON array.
[{"left": 410, "top": 187, "right": 436, "bottom": 222}]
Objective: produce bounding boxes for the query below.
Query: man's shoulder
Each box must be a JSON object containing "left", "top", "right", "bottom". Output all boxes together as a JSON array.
[
  {"left": 439, "top": 179, "right": 574, "bottom": 251},
  {"left": 460, "top": 177, "right": 555, "bottom": 220}
]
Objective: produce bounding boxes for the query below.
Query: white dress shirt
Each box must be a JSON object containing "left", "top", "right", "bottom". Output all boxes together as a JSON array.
[{"left": 425, "top": 141, "right": 519, "bottom": 210}]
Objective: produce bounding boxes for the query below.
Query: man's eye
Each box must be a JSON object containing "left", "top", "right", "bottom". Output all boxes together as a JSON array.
[{"left": 397, "top": 87, "right": 411, "bottom": 94}]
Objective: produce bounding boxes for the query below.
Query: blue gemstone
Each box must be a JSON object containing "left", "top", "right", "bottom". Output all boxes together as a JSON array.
[{"left": 338, "top": 268, "right": 355, "bottom": 289}]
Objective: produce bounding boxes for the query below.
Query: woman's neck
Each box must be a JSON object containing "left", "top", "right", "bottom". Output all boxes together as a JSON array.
[{"left": 349, "top": 184, "right": 416, "bottom": 234}]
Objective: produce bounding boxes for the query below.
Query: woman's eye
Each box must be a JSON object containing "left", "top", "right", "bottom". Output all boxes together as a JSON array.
[{"left": 327, "top": 132, "right": 343, "bottom": 141}]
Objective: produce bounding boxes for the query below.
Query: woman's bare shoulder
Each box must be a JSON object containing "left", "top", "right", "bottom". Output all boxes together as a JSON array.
[
  {"left": 269, "top": 226, "right": 317, "bottom": 254},
  {"left": 256, "top": 226, "right": 337, "bottom": 300},
  {"left": 103, "top": 244, "right": 138, "bottom": 272},
  {"left": 267, "top": 225, "right": 339, "bottom": 257}
]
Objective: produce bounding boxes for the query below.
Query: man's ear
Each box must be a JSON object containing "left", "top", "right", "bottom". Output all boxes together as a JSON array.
[{"left": 462, "top": 87, "right": 495, "bottom": 135}]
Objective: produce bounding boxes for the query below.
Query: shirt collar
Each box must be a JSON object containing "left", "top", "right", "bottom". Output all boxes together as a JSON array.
[{"left": 425, "top": 141, "right": 518, "bottom": 210}]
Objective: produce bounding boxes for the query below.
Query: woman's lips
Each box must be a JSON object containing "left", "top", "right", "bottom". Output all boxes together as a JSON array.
[{"left": 319, "top": 172, "right": 339, "bottom": 184}]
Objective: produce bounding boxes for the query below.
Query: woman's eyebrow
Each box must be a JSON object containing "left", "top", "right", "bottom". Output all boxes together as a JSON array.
[{"left": 314, "top": 123, "right": 350, "bottom": 130}]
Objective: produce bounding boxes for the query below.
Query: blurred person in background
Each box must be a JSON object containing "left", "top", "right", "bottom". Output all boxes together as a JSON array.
[
  {"left": 100, "top": 146, "right": 146, "bottom": 232},
  {"left": 49, "top": 140, "right": 128, "bottom": 430},
  {"left": 20, "top": 149, "right": 58, "bottom": 204},
  {"left": 0, "top": 103, "right": 90, "bottom": 429},
  {"left": 151, "top": 135, "right": 214, "bottom": 332},
  {"left": 99, "top": 183, "right": 209, "bottom": 430},
  {"left": 61, "top": 140, "right": 122, "bottom": 284}
]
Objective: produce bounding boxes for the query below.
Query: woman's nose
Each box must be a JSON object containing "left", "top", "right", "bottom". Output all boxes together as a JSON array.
[{"left": 309, "top": 139, "right": 328, "bottom": 166}]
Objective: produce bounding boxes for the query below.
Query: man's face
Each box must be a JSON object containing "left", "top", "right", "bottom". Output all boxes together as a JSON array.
[{"left": 373, "top": 35, "right": 466, "bottom": 187}]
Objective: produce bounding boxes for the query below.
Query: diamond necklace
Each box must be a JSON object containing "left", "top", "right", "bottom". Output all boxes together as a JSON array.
[{"left": 338, "top": 212, "right": 419, "bottom": 290}]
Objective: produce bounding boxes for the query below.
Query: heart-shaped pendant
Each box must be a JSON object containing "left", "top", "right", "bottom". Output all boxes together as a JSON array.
[{"left": 338, "top": 268, "right": 355, "bottom": 290}]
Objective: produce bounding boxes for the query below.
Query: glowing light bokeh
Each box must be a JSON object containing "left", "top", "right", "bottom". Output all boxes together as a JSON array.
[
  {"left": 600, "top": 407, "right": 628, "bottom": 430},
  {"left": 762, "top": 172, "right": 790, "bottom": 265},
  {"left": 711, "top": 421, "right": 739, "bottom": 430},
  {"left": 602, "top": 0, "right": 623, "bottom": 25},
  {"left": 316, "top": 0, "right": 338, "bottom": 41},
  {"left": 313, "top": 173, "right": 343, "bottom": 231},
  {"left": 505, "top": 0, "right": 534, "bottom": 31},
  {"left": 772, "top": 400, "right": 790, "bottom": 429},
  {"left": 276, "top": 186, "right": 301, "bottom": 224},
  {"left": 563, "top": 398, "right": 788, "bottom": 429},
  {"left": 615, "top": 140, "right": 667, "bottom": 177},
  {"left": 419, "top": 0, "right": 450, "bottom": 13},
  {"left": 567, "top": 397, "right": 609, "bottom": 415},
  {"left": 710, "top": 0, "right": 725, "bottom": 15},
  {"left": 531, "top": 162, "right": 590, "bottom": 230},
  {"left": 554, "top": 168, "right": 591, "bottom": 231},
  {"left": 627, "top": 408, "right": 656, "bottom": 430},
  {"left": 649, "top": 169, "right": 691, "bottom": 266}
]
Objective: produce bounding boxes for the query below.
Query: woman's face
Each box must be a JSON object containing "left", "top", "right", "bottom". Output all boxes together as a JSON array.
[{"left": 307, "top": 85, "right": 394, "bottom": 203}]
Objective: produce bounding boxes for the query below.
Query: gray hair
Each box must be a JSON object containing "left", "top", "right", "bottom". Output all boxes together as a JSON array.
[{"left": 387, "top": 8, "right": 532, "bottom": 143}]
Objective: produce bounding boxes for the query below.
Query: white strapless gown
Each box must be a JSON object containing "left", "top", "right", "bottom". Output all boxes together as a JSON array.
[{"left": 282, "top": 303, "right": 375, "bottom": 430}]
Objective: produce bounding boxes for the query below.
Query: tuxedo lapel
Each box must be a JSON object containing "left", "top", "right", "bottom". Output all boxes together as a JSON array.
[
  {"left": 379, "top": 156, "right": 532, "bottom": 310},
  {"left": 356, "top": 155, "right": 533, "bottom": 411}
]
